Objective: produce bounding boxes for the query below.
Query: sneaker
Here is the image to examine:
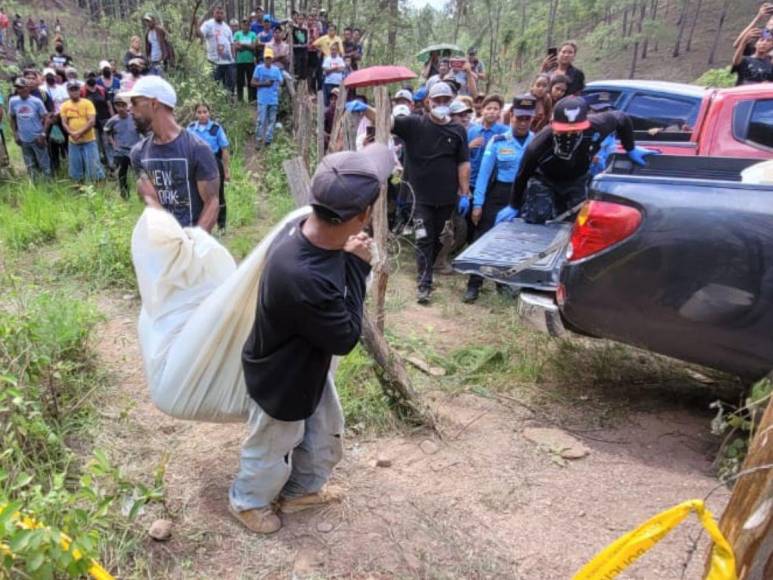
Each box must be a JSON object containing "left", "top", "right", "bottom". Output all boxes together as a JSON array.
[
  {"left": 278, "top": 487, "right": 344, "bottom": 514},
  {"left": 417, "top": 287, "right": 431, "bottom": 305},
  {"left": 463, "top": 287, "right": 479, "bottom": 303},
  {"left": 228, "top": 505, "right": 282, "bottom": 534}
]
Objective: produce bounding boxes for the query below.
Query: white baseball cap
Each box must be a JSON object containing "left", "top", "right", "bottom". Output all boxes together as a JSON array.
[
  {"left": 42, "top": 67, "right": 56, "bottom": 77},
  {"left": 99, "top": 60, "right": 111, "bottom": 70},
  {"left": 393, "top": 89, "right": 412, "bottom": 102},
  {"left": 428, "top": 81, "right": 455, "bottom": 100},
  {"left": 119, "top": 75, "right": 177, "bottom": 109}
]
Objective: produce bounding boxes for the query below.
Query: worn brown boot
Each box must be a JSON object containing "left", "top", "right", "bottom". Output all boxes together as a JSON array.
[
  {"left": 229, "top": 505, "right": 282, "bottom": 534},
  {"left": 278, "top": 486, "right": 344, "bottom": 514}
]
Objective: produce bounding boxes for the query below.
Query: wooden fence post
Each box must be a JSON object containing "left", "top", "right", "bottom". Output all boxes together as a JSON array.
[
  {"left": 714, "top": 392, "right": 773, "bottom": 579},
  {"left": 372, "top": 85, "right": 391, "bottom": 333},
  {"left": 316, "top": 90, "right": 325, "bottom": 165}
]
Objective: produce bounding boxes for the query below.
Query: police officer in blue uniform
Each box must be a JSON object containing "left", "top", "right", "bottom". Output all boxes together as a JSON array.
[
  {"left": 187, "top": 103, "right": 230, "bottom": 230},
  {"left": 463, "top": 94, "right": 536, "bottom": 303}
]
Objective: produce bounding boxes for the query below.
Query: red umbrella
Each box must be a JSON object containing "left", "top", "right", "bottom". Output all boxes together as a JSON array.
[{"left": 344, "top": 65, "right": 417, "bottom": 89}]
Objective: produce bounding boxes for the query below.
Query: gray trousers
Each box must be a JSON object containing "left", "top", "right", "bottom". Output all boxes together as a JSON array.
[{"left": 229, "top": 370, "right": 345, "bottom": 511}]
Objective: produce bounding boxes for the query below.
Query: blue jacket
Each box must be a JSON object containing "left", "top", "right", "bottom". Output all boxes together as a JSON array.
[
  {"left": 186, "top": 120, "right": 230, "bottom": 156},
  {"left": 467, "top": 122, "right": 508, "bottom": 188},
  {"left": 473, "top": 130, "right": 534, "bottom": 208}
]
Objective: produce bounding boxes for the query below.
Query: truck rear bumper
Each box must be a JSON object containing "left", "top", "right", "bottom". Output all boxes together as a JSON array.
[{"left": 516, "top": 291, "right": 566, "bottom": 337}]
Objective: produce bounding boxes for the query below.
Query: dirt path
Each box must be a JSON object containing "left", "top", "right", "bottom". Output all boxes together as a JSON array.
[{"left": 94, "top": 282, "right": 730, "bottom": 579}]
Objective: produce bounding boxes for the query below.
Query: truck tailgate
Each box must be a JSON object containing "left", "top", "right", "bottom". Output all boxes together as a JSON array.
[{"left": 452, "top": 220, "right": 571, "bottom": 291}]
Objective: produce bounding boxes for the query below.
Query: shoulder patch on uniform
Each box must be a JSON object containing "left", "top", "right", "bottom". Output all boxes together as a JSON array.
[{"left": 492, "top": 134, "right": 507, "bottom": 142}]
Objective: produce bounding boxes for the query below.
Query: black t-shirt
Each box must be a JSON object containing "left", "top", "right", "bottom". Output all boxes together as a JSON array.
[
  {"left": 392, "top": 115, "right": 470, "bottom": 206},
  {"left": 732, "top": 56, "right": 773, "bottom": 85},
  {"left": 242, "top": 217, "right": 371, "bottom": 421},
  {"left": 509, "top": 111, "right": 635, "bottom": 208},
  {"left": 50, "top": 53, "right": 73, "bottom": 68},
  {"left": 130, "top": 130, "right": 219, "bottom": 228},
  {"left": 84, "top": 86, "right": 111, "bottom": 123},
  {"left": 562, "top": 65, "right": 586, "bottom": 96},
  {"left": 292, "top": 25, "right": 308, "bottom": 48}
]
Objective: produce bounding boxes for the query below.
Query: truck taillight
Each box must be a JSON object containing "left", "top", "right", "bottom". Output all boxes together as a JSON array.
[{"left": 567, "top": 201, "right": 641, "bottom": 262}]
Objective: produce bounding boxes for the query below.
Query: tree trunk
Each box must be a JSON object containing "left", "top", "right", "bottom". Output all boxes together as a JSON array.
[
  {"left": 386, "top": 0, "right": 398, "bottom": 63},
  {"left": 453, "top": 0, "right": 464, "bottom": 44},
  {"left": 622, "top": 5, "right": 629, "bottom": 37},
  {"left": 708, "top": 0, "right": 730, "bottom": 65},
  {"left": 547, "top": 0, "right": 560, "bottom": 51},
  {"left": 642, "top": 0, "right": 659, "bottom": 60},
  {"left": 672, "top": 0, "right": 690, "bottom": 57},
  {"left": 685, "top": 0, "right": 703, "bottom": 52},
  {"left": 372, "top": 86, "right": 391, "bottom": 334},
  {"left": 713, "top": 395, "right": 773, "bottom": 579}
]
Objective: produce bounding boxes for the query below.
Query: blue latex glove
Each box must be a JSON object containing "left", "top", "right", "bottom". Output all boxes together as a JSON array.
[
  {"left": 627, "top": 146, "right": 658, "bottom": 167},
  {"left": 345, "top": 100, "right": 368, "bottom": 113},
  {"left": 495, "top": 206, "right": 518, "bottom": 224},
  {"left": 457, "top": 195, "right": 470, "bottom": 217}
]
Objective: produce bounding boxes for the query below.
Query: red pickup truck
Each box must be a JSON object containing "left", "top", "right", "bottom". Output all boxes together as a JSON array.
[
  {"left": 654, "top": 84, "right": 773, "bottom": 158},
  {"left": 585, "top": 81, "right": 773, "bottom": 159}
]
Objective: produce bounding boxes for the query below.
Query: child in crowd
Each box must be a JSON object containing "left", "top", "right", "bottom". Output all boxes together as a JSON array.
[
  {"left": 103, "top": 97, "right": 141, "bottom": 198},
  {"left": 529, "top": 73, "right": 552, "bottom": 132},
  {"left": 186, "top": 103, "right": 230, "bottom": 230},
  {"left": 549, "top": 74, "right": 569, "bottom": 105}
]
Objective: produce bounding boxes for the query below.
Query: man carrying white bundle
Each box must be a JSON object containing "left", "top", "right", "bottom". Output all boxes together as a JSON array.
[{"left": 231, "top": 144, "right": 395, "bottom": 534}]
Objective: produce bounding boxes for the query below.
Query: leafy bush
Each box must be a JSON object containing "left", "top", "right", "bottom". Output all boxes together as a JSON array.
[
  {"left": 336, "top": 346, "right": 396, "bottom": 433},
  {"left": 694, "top": 68, "right": 736, "bottom": 88},
  {"left": 0, "top": 282, "right": 159, "bottom": 577}
]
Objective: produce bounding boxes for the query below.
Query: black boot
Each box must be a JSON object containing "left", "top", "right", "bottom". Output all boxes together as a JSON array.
[{"left": 463, "top": 286, "right": 479, "bottom": 303}]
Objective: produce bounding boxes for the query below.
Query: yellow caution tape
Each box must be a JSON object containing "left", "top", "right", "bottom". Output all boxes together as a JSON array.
[
  {"left": 0, "top": 504, "right": 114, "bottom": 580},
  {"left": 573, "top": 499, "right": 736, "bottom": 580}
]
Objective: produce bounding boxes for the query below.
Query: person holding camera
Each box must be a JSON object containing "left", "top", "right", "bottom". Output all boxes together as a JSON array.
[
  {"left": 453, "top": 48, "right": 483, "bottom": 97},
  {"left": 540, "top": 41, "right": 585, "bottom": 96}
]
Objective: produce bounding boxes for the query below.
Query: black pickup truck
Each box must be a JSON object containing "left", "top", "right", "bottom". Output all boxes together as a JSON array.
[{"left": 453, "top": 155, "right": 773, "bottom": 380}]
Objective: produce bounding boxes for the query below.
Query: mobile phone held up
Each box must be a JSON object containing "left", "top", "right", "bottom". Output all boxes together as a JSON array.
[
  {"left": 547, "top": 47, "right": 558, "bottom": 58},
  {"left": 450, "top": 57, "right": 466, "bottom": 70}
]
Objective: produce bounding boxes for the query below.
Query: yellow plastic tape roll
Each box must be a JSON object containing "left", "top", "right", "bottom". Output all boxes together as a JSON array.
[{"left": 573, "top": 499, "right": 736, "bottom": 580}]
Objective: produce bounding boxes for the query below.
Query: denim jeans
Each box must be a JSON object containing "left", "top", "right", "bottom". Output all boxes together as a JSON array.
[
  {"left": 21, "top": 140, "right": 52, "bottom": 179},
  {"left": 96, "top": 124, "right": 115, "bottom": 170},
  {"left": 256, "top": 104, "right": 278, "bottom": 145},
  {"left": 229, "top": 369, "right": 344, "bottom": 511},
  {"left": 68, "top": 140, "right": 105, "bottom": 181}
]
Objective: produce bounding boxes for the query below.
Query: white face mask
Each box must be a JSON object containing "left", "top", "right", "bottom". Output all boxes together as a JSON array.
[{"left": 430, "top": 105, "right": 450, "bottom": 120}]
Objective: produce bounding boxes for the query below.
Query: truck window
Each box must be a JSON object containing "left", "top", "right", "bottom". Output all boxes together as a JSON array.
[
  {"left": 747, "top": 99, "right": 773, "bottom": 150},
  {"left": 582, "top": 89, "right": 622, "bottom": 108},
  {"left": 626, "top": 94, "right": 698, "bottom": 132}
]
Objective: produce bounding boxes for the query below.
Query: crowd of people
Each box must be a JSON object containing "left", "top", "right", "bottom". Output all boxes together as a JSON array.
[
  {"left": 1, "top": 2, "right": 772, "bottom": 540},
  {"left": 2, "top": 3, "right": 772, "bottom": 286},
  {"left": 0, "top": 8, "right": 61, "bottom": 54}
]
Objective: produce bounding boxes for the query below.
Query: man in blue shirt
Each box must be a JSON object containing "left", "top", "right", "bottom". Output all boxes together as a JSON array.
[
  {"left": 251, "top": 48, "right": 283, "bottom": 148},
  {"left": 187, "top": 103, "right": 231, "bottom": 230},
  {"left": 466, "top": 94, "right": 507, "bottom": 195},
  {"left": 9, "top": 78, "right": 52, "bottom": 179},
  {"left": 463, "top": 94, "right": 535, "bottom": 303}
]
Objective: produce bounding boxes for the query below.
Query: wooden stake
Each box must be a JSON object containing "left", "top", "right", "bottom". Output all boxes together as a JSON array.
[
  {"left": 372, "top": 86, "right": 391, "bottom": 333},
  {"left": 714, "top": 391, "right": 773, "bottom": 578},
  {"left": 316, "top": 90, "right": 325, "bottom": 165}
]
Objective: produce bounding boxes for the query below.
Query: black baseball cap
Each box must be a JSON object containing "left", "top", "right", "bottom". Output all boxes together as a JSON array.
[
  {"left": 311, "top": 144, "right": 396, "bottom": 223},
  {"left": 511, "top": 94, "right": 537, "bottom": 117},
  {"left": 552, "top": 96, "right": 590, "bottom": 132}
]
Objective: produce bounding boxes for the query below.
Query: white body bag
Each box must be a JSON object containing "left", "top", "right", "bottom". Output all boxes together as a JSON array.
[{"left": 132, "top": 206, "right": 311, "bottom": 423}]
